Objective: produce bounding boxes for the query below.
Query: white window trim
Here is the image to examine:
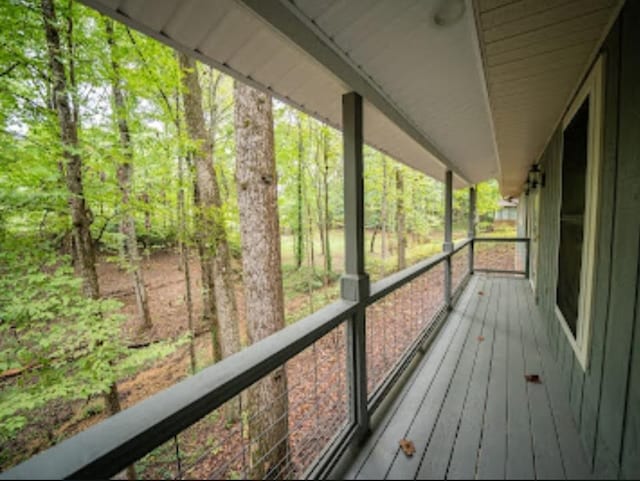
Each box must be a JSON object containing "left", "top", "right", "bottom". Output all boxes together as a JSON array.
[{"left": 555, "top": 55, "right": 605, "bottom": 372}]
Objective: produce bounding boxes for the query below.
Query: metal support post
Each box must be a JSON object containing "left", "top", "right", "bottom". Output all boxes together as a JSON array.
[
  {"left": 443, "top": 170, "right": 453, "bottom": 309},
  {"left": 525, "top": 238, "right": 531, "bottom": 279},
  {"left": 469, "top": 186, "right": 476, "bottom": 274},
  {"left": 340, "top": 92, "right": 370, "bottom": 441}
]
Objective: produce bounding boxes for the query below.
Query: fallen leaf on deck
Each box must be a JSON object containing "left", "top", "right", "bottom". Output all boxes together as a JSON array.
[
  {"left": 477, "top": 336, "right": 485, "bottom": 342},
  {"left": 399, "top": 439, "right": 416, "bottom": 457},
  {"left": 478, "top": 291, "right": 484, "bottom": 296},
  {"left": 525, "top": 374, "right": 542, "bottom": 384}
]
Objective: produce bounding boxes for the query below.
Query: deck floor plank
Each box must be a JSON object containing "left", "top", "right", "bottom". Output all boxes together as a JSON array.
[
  {"left": 349, "top": 276, "right": 481, "bottom": 479},
  {"left": 383, "top": 276, "right": 487, "bottom": 479},
  {"left": 522, "top": 281, "right": 593, "bottom": 480},
  {"left": 446, "top": 270, "right": 500, "bottom": 479},
  {"left": 476, "top": 277, "right": 509, "bottom": 479},
  {"left": 338, "top": 275, "right": 592, "bottom": 480},
  {"left": 505, "top": 278, "right": 536, "bottom": 479},
  {"left": 515, "top": 279, "right": 566, "bottom": 480},
  {"left": 415, "top": 276, "right": 493, "bottom": 479}
]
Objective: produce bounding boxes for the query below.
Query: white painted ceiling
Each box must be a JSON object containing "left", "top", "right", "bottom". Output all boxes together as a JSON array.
[
  {"left": 286, "top": 0, "right": 499, "bottom": 185},
  {"left": 81, "top": 0, "right": 620, "bottom": 195},
  {"left": 475, "top": 0, "right": 621, "bottom": 196}
]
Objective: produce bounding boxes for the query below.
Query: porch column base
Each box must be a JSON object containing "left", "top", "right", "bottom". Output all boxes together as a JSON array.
[{"left": 341, "top": 273, "right": 370, "bottom": 302}]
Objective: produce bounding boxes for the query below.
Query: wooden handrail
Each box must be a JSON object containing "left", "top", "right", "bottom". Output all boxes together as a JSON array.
[
  {"left": 2, "top": 236, "right": 510, "bottom": 480},
  {"left": 474, "top": 236, "right": 530, "bottom": 242}
]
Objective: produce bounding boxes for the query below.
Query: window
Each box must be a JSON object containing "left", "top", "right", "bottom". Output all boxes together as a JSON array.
[{"left": 555, "top": 56, "right": 604, "bottom": 371}]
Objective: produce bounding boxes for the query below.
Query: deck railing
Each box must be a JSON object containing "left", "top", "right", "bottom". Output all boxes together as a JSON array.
[
  {"left": 472, "top": 237, "right": 530, "bottom": 277},
  {"left": 2, "top": 237, "right": 528, "bottom": 480}
]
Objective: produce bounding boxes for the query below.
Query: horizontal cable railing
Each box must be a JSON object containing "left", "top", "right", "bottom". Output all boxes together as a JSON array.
[
  {"left": 366, "top": 262, "right": 445, "bottom": 400},
  {"left": 473, "top": 237, "right": 530, "bottom": 277},
  {"left": 365, "top": 238, "right": 472, "bottom": 413},
  {"left": 112, "top": 323, "right": 349, "bottom": 480},
  {"left": 451, "top": 242, "right": 472, "bottom": 298},
  {"left": 3, "top": 301, "right": 356, "bottom": 480},
  {"left": 3, "top": 236, "right": 529, "bottom": 480}
]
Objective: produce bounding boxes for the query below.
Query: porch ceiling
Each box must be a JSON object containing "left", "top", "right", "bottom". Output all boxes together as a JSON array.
[
  {"left": 81, "top": 0, "right": 621, "bottom": 195},
  {"left": 81, "top": 0, "right": 499, "bottom": 189},
  {"left": 475, "top": 0, "right": 622, "bottom": 197}
]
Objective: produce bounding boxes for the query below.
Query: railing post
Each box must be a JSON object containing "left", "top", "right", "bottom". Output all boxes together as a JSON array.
[
  {"left": 468, "top": 185, "right": 476, "bottom": 274},
  {"left": 340, "top": 92, "right": 370, "bottom": 441},
  {"left": 525, "top": 238, "right": 531, "bottom": 279},
  {"left": 443, "top": 170, "right": 453, "bottom": 310}
]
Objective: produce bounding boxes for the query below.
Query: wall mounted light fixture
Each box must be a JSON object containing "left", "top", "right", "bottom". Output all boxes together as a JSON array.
[{"left": 528, "top": 164, "right": 545, "bottom": 190}]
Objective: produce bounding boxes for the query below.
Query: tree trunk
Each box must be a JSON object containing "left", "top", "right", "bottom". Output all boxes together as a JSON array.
[
  {"left": 396, "top": 167, "right": 406, "bottom": 270},
  {"left": 315, "top": 181, "right": 325, "bottom": 256},
  {"left": 106, "top": 384, "right": 138, "bottom": 480},
  {"left": 295, "top": 115, "right": 304, "bottom": 270},
  {"left": 141, "top": 190, "right": 151, "bottom": 235},
  {"left": 41, "top": 0, "right": 98, "bottom": 299},
  {"left": 308, "top": 207, "right": 315, "bottom": 268},
  {"left": 105, "top": 19, "right": 152, "bottom": 331},
  {"left": 179, "top": 54, "right": 240, "bottom": 367},
  {"left": 191, "top": 173, "right": 218, "bottom": 358},
  {"left": 312, "top": 130, "right": 325, "bottom": 259},
  {"left": 178, "top": 153, "right": 197, "bottom": 374},
  {"left": 370, "top": 224, "right": 379, "bottom": 254},
  {"left": 174, "top": 90, "right": 197, "bottom": 374},
  {"left": 234, "top": 82, "right": 289, "bottom": 480},
  {"left": 322, "top": 127, "right": 332, "bottom": 283},
  {"left": 306, "top": 201, "right": 315, "bottom": 314},
  {"left": 381, "top": 155, "right": 388, "bottom": 265},
  {"left": 42, "top": 0, "right": 130, "bottom": 477}
]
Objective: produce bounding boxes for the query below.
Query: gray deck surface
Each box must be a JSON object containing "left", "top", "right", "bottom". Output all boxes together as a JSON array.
[{"left": 343, "top": 275, "right": 592, "bottom": 480}]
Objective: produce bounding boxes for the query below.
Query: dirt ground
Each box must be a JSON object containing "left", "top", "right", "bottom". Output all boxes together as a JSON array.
[
  {"left": 98, "top": 250, "right": 244, "bottom": 347},
  {"left": 2, "top": 241, "right": 519, "bottom": 477}
]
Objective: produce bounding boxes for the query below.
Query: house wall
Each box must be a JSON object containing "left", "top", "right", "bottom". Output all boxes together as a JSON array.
[
  {"left": 526, "top": 1, "right": 640, "bottom": 478},
  {"left": 495, "top": 207, "right": 517, "bottom": 221}
]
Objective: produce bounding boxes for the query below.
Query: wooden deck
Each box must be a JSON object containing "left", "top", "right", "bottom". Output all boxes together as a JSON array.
[{"left": 342, "top": 275, "right": 592, "bottom": 480}]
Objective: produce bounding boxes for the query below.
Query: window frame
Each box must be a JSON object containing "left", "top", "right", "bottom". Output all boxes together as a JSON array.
[{"left": 555, "top": 55, "right": 605, "bottom": 372}]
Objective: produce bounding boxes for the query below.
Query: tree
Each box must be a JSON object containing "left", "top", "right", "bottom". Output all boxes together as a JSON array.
[
  {"left": 381, "top": 154, "right": 388, "bottom": 263},
  {"left": 321, "top": 126, "right": 332, "bottom": 282},
  {"left": 179, "top": 53, "right": 240, "bottom": 367},
  {"left": 234, "top": 81, "right": 289, "bottom": 479},
  {"left": 295, "top": 113, "right": 304, "bottom": 269},
  {"left": 105, "top": 19, "right": 152, "bottom": 331},
  {"left": 41, "top": 0, "right": 98, "bottom": 299},
  {"left": 395, "top": 166, "right": 406, "bottom": 270},
  {"left": 40, "top": 2, "right": 133, "bottom": 476},
  {"left": 476, "top": 179, "right": 501, "bottom": 220},
  {"left": 0, "top": 241, "right": 124, "bottom": 440}
]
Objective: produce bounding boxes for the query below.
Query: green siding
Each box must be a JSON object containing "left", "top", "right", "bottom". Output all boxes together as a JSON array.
[
  {"left": 617, "top": 3, "right": 640, "bottom": 477},
  {"left": 581, "top": 17, "right": 621, "bottom": 471},
  {"left": 525, "top": 2, "right": 640, "bottom": 478}
]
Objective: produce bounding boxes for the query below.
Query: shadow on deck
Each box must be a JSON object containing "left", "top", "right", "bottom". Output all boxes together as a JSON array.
[{"left": 339, "top": 275, "right": 591, "bottom": 480}]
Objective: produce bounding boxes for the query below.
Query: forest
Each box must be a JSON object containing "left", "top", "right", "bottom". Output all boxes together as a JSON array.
[{"left": 0, "top": 0, "right": 509, "bottom": 478}]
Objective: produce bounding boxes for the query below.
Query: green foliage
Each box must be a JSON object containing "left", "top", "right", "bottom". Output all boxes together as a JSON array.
[
  {"left": 0, "top": 0, "right": 510, "bottom": 467},
  {"left": 476, "top": 179, "right": 501, "bottom": 221},
  {"left": 364, "top": 149, "right": 446, "bottom": 239},
  {"left": 0, "top": 239, "right": 124, "bottom": 440},
  {"left": 478, "top": 221, "right": 494, "bottom": 233},
  {"left": 81, "top": 400, "right": 105, "bottom": 419},
  {"left": 0, "top": 236, "right": 185, "bottom": 441},
  {"left": 282, "top": 265, "right": 339, "bottom": 296}
]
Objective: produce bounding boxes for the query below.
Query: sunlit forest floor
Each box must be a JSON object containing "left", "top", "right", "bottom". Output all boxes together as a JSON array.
[{"left": 1, "top": 223, "right": 517, "bottom": 475}]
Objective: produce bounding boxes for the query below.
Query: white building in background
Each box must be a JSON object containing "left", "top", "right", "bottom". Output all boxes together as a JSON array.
[{"left": 495, "top": 198, "right": 518, "bottom": 222}]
